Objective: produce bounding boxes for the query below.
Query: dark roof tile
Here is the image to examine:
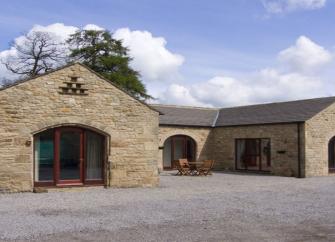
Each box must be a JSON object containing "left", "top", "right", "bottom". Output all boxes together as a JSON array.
[
  {"left": 215, "top": 97, "right": 335, "bottom": 126},
  {"left": 151, "top": 105, "right": 219, "bottom": 127},
  {"left": 152, "top": 96, "right": 335, "bottom": 127}
]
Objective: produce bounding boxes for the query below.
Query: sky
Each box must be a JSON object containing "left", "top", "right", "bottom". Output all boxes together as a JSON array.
[{"left": 0, "top": 0, "right": 335, "bottom": 107}]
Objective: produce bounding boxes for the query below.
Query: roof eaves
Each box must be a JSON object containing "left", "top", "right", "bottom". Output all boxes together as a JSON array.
[
  {"left": 214, "top": 120, "right": 306, "bottom": 128},
  {"left": 159, "top": 123, "right": 213, "bottom": 128},
  {"left": 303, "top": 99, "right": 335, "bottom": 122}
]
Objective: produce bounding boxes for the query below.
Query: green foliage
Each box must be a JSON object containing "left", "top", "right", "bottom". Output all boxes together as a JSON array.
[{"left": 67, "top": 30, "right": 150, "bottom": 100}]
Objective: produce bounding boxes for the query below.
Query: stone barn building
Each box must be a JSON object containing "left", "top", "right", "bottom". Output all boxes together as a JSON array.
[
  {"left": 0, "top": 63, "right": 159, "bottom": 192},
  {"left": 153, "top": 97, "right": 335, "bottom": 178},
  {"left": 1, "top": 63, "right": 335, "bottom": 192}
]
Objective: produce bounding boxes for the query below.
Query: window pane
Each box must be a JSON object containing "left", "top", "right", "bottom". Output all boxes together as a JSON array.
[
  {"left": 236, "top": 139, "right": 264, "bottom": 171},
  {"left": 329, "top": 138, "right": 335, "bottom": 169},
  {"left": 186, "top": 138, "right": 195, "bottom": 161},
  {"left": 261, "top": 139, "right": 271, "bottom": 171},
  {"left": 86, "top": 131, "right": 104, "bottom": 180},
  {"left": 173, "top": 137, "right": 184, "bottom": 161},
  {"left": 245, "top": 139, "right": 260, "bottom": 170},
  {"left": 163, "top": 138, "right": 172, "bottom": 168},
  {"left": 236, "top": 140, "right": 246, "bottom": 169},
  {"left": 34, "top": 130, "right": 54, "bottom": 181},
  {"left": 60, "top": 131, "right": 81, "bottom": 180}
]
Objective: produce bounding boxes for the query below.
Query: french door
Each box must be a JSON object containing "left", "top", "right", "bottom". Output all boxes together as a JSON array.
[
  {"left": 34, "top": 127, "right": 105, "bottom": 187},
  {"left": 55, "top": 128, "right": 83, "bottom": 185},
  {"left": 328, "top": 137, "right": 335, "bottom": 173},
  {"left": 235, "top": 138, "right": 271, "bottom": 172},
  {"left": 163, "top": 135, "right": 196, "bottom": 169}
]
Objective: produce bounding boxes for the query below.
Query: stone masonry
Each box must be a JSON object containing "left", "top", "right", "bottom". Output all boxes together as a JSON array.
[
  {"left": 0, "top": 63, "right": 159, "bottom": 192},
  {"left": 305, "top": 102, "right": 335, "bottom": 177},
  {"left": 158, "top": 126, "right": 213, "bottom": 170},
  {"left": 1, "top": 63, "right": 334, "bottom": 193},
  {"left": 159, "top": 123, "right": 304, "bottom": 177},
  {"left": 211, "top": 124, "right": 303, "bottom": 177}
]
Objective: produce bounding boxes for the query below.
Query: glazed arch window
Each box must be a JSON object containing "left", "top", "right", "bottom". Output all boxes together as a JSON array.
[
  {"left": 34, "top": 127, "right": 106, "bottom": 186},
  {"left": 162, "top": 135, "right": 196, "bottom": 169},
  {"left": 34, "top": 129, "right": 54, "bottom": 182}
]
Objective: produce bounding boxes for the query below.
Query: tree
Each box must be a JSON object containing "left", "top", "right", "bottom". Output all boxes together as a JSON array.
[
  {"left": 0, "top": 77, "right": 14, "bottom": 88},
  {"left": 1, "top": 31, "right": 65, "bottom": 77},
  {"left": 67, "top": 29, "right": 150, "bottom": 100}
]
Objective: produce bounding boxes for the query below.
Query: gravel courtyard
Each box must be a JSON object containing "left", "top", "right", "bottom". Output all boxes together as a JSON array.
[{"left": 1, "top": 172, "right": 335, "bottom": 241}]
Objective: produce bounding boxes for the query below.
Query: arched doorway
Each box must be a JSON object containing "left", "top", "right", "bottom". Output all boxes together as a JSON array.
[
  {"left": 163, "top": 135, "right": 196, "bottom": 169},
  {"left": 329, "top": 136, "right": 335, "bottom": 173},
  {"left": 34, "top": 126, "right": 106, "bottom": 187}
]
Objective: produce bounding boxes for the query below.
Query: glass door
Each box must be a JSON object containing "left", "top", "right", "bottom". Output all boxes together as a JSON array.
[
  {"left": 55, "top": 128, "right": 83, "bottom": 185},
  {"left": 34, "top": 129, "right": 55, "bottom": 186},
  {"left": 173, "top": 136, "right": 185, "bottom": 167},
  {"left": 34, "top": 127, "right": 105, "bottom": 187},
  {"left": 85, "top": 131, "right": 104, "bottom": 182},
  {"left": 186, "top": 138, "right": 196, "bottom": 162},
  {"left": 162, "top": 135, "right": 196, "bottom": 169},
  {"left": 236, "top": 138, "right": 271, "bottom": 172},
  {"left": 244, "top": 139, "right": 260, "bottom": 171},
  {"left": 328, "top": 137, "right": 335, "bottom": 173}
]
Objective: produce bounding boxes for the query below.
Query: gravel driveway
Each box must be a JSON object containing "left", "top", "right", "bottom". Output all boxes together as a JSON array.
[{"left": 1, "top": 172, "right": 335, "bottom": 241}]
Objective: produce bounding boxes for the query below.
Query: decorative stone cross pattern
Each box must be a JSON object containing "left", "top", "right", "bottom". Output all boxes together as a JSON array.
[{"left": 59, "top": 76, "right": 88, "bottom": 95}]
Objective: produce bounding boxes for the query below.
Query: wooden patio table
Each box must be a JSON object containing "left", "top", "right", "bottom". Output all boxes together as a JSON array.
[{"left": 188, "top": 161, "right": 204, "bottom": 175}]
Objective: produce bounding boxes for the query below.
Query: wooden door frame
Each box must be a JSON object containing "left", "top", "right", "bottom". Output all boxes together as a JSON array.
[
  {"left": 163, "top": 135, "right": 196, "bottom": 170},
  {"left": 235, "top": 138, "right": 271, "bottom": 172},
  {"left": 55, "top": 127, "right": 84, "bottom": 186},
  {"left": 329, "top": 137, "right": 335, "bottom": 173},
  {"left": 83, "top": 131, "right": 106, "bottom": 185},
  {"left": 34, "top": 126, "right": 106, "bottom": 187}
]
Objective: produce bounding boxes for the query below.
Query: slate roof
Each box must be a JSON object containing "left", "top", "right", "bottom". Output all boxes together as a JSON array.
[
  {"left": 151, "top": 104, "right": 219, "bottom": 127},
  {"left": 152, "top": 96, "right": 335, "bottom": 127}
]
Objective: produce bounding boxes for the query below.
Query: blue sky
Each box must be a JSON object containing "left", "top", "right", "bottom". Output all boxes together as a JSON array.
[{"left": 1, "top": 0, "right": 334, "bottom": 107}]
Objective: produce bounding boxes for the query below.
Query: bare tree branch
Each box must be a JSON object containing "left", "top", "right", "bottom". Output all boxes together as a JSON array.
[
  {"left": 0, "top": 77, "right": 16, "bottom": 88},
  {"left": 1, "top": 31, "right": 67, "bottom": 78}
]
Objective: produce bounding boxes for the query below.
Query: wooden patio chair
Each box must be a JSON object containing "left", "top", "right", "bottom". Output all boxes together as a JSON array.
[
  {"left": 176, "top": 159, "right": 191, "bottom": 176},
  {"left": 198, "top": 160, "right": 215, "bottom": 176}
]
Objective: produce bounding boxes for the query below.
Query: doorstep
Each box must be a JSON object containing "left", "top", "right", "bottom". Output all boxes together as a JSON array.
[{"left": 33, "top": 185, "right": 105, "bottom": 193}]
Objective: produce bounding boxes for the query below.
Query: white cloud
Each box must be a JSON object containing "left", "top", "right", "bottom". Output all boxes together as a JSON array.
[
  {"left": 159, "top": 36, "right": 332, "bottom": 107},
  {"left": 159, "top": 84, "right": 209, "bottom": 107},
  {"left": 0, "top": 24, "right": 332, "bottom": 108},
  {"left": 28, "top": 23, "right": 78, "bottom": 41},
  {"left": 256, "top": 68, "right": 322, "bottom": 100},
  {"left": 278, "top": 36, "right": 332, "bottom": 72},
  {"left": 160, "top": 68, "right": 323, "bottom": 107},
  {"left": 0, "top": 23, "right": 78, "bottom": 81},
  {"left": 262, "top": 0, "right": 326, "bottom": 13},
  {"left": 113, "top": 28, "right": 184, "bottom": 82},
  {"left": 83, "top": 24, "right": 104, "bottom": 31},
  {"left": 0, "top": 23, "right": 184, "bottom": 85},
  {"left": 190, "top": 77, "right": 253, "bottom": 107},
  {"left": 0, "top": 23, "right": 78, "bottom": 61}
]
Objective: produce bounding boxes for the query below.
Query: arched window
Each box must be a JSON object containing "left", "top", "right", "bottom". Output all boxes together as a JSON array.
[
  {"left": 329, "top": 136, "right": 335, "bottom": 173},
  {"left": 163, "top": 135, "right": 196, "bottom": 169},
  {"left": 34, "top": 126, "right": 106, "bottom": 186}
]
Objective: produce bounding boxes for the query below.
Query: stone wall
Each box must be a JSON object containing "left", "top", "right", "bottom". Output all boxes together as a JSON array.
[
  {"left": 0, "top": 63, "right": 159, "bottom": 192},
  {"left": 158, "top": 126, "right": 213, "bottom": 170},
  {"left": 305, "top": 102, "right": 335, "bottom": 177},
  {"left": 212, "top": 124, "right": 303, "bottom": 177}
]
